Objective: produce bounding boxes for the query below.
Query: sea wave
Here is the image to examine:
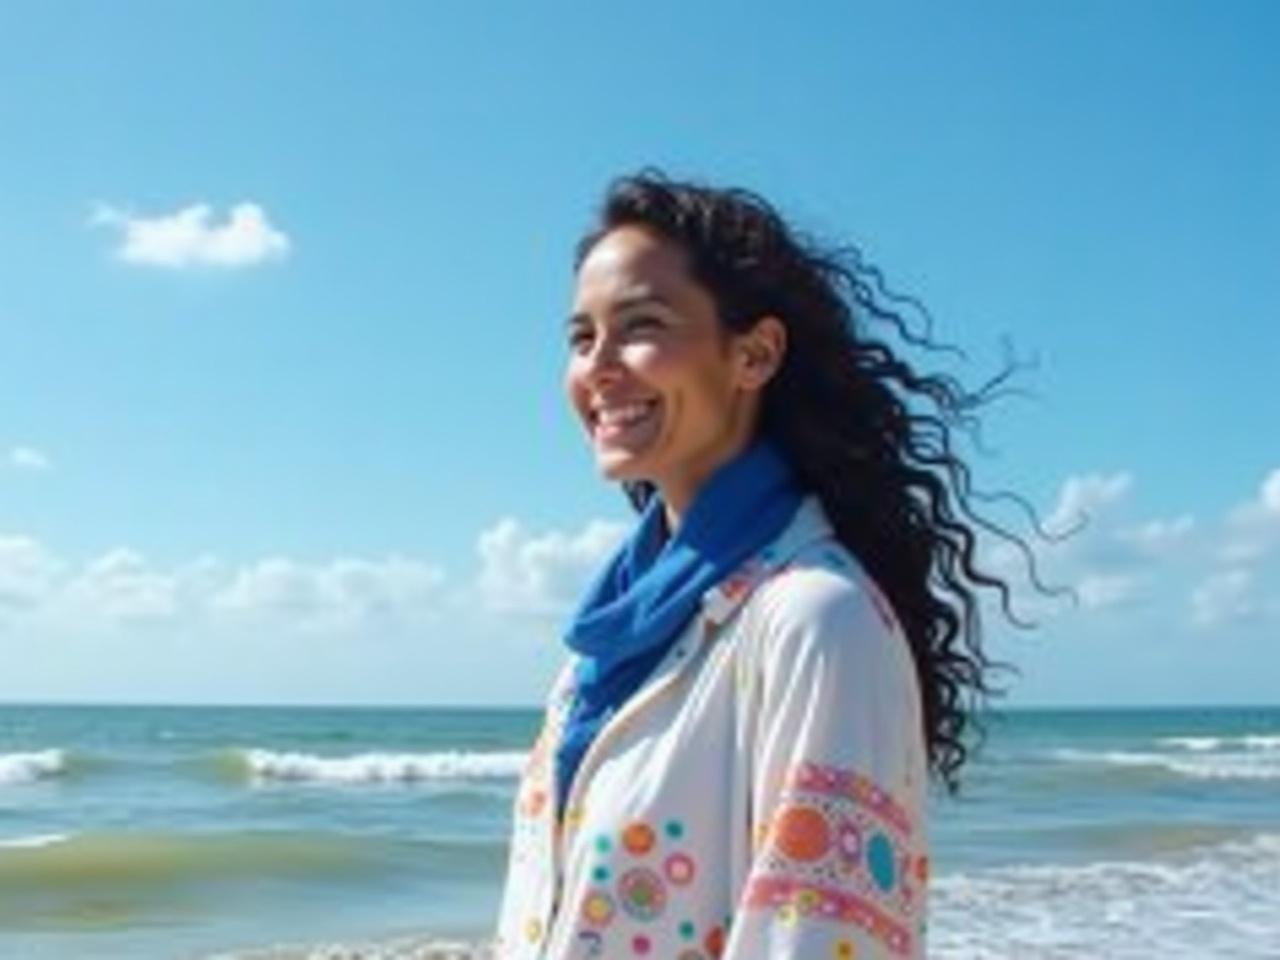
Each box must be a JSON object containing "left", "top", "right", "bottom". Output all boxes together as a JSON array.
[
  {"left": 0, "top": 829, "right": 506, "bottom": 901},
  {"left": 1052, "top": 747, "right": 1280, "bottom": 781},
  {"left": 1021, "top": 820, "right": 1259, "bottom": 859},
  {"left": 0, "top": 833, "right": 70, "bottom": 849},
  {"left": 0, "top": 749, "right": 66, "bottom": 785},
  {"left": 931, "top": 832, "right": 1280, "bottom": 959},
  {"left": 228, "top": 749, "right": 528, "bottom": 784},
  {"left": 1157, "top": 733, "right": 1280, "bottom": 752},
  {"left": 1157, "top": 735, "right": 1221, "bottom": 751},
  {"left": 0, "top": 830, "right": 383, "bottom": 891}
]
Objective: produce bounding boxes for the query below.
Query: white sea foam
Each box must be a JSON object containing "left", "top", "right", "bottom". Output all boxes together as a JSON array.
[
  {"left": 931, "top": 832, "right": 1280, "bottom": 959},
  {"left": 0, "top": 833, "right": 69, "bottom": 849},
  {"left": 1157, "top": 735, "right": 1222, "bottom": 751},
  {"left": 0, "top": 749, "right": 65, "bottom": 785},
  {"left": 1053, "top": 747, "right": 1280, "bottom": 781},
  {"left": 238, "top": 749, "right": 527, "bottom": 784},
  {"left": 212, "top": 934, "right": 493, "bottom": 959},
  {"left": 1158, "top": 733, "right": 1280, "bottom": 752}
]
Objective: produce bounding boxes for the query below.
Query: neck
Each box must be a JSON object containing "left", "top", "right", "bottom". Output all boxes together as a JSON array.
[{"left": 656, "top": 407, "right": 760, "bottom": 532}]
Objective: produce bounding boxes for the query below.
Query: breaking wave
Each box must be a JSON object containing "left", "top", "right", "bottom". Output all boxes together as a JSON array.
[
  {"left": 931, "top": 832, "right": 1280, "bottom": 959},
  {"left": 0, "top": 749, "right": 67, "bottom": 785},
  {"left": 224, "top": 748, "right": 528, "bottom": 784},
  {"left": 1051, "top": 746, "right": 1280, "bottom": 781}
]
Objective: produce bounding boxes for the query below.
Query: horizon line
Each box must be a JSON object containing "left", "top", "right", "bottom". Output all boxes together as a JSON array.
[{"left": 1, "top": 698, "right": 1276, "bottom": 713}]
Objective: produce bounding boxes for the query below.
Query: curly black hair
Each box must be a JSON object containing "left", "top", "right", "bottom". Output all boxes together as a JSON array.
[{"left": 576, "top": 170, "right": 1056, "bottom": 793}]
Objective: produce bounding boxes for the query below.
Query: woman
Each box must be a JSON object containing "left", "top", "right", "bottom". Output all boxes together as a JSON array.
[{"left": 496, "top": 172, "right": 1020, "bottom": 959}]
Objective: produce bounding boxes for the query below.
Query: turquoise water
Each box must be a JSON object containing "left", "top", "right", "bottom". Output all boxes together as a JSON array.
[{"left": 2, "top": 704, "right": 1278, "bottom": 958}]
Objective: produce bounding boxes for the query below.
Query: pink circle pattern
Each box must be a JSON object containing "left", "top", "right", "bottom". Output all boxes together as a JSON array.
[{"left": 664, "top": 852, "right": 697, "bottom": 886}]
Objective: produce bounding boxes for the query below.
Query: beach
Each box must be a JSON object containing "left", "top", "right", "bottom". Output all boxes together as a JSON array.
[{"left": 2, "top": 703, "right": 1279, "bottom": 959}]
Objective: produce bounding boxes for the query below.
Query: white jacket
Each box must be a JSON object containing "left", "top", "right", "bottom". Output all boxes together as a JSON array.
[{"left": 495, "top": 496, "right": 929, "bottom": 959}]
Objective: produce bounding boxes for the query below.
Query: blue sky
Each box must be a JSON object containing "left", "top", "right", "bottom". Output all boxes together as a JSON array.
[{"left": 1, "top": 2, "right": 1276, "bottom": 707}]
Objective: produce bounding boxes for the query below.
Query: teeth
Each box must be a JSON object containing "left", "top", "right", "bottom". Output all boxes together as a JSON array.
[{"left": 595, "top": 401, "right": 655, "bottom": 427}]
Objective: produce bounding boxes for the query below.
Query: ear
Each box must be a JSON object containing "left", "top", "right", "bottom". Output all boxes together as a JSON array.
[{"left": 735, "top": 315, "right": 787, "bottom": 391}]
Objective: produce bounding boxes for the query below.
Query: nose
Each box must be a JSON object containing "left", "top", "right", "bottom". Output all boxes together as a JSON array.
[{"left": 577, "top": 328, "right": 625, "bottom": 389}]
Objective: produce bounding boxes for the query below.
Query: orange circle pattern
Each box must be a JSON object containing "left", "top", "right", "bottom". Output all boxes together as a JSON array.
[
  {"left": 772, "top": 804, "right": 832, "bottom": 862},
  {"left": 622, "top": 821, "right": 656, "bottom": 856},
  {"left": 703, "top": 925, "right": 725, "bottom": 957}
]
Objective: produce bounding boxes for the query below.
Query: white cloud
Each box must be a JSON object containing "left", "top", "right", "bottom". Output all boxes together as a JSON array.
[
  {"left": 8, "top": 446, "right": 52, "bottom": 472},
  {"left": 213, "top": 555, "right": 446, "bottom": 631},
  {"left": 0, "top": 534, "right": 445, "bottom": 635},
  {"left": 0, "top": 515, "right": 626, "bottom": 644},
  {"left": 92, "top": 201, "right": 290, "bottom": 269},
  {"left": 980, "top": 471, "right": 1144, "bottom": 621},
  {"left": 0, "top": 536, "right": 63, "bottom": 610},
  {"left": 1219, "top": 466, "right": 1280, "bottom": 564},
  {"left": 1076, "top": 573, "right": 1140, "bottom": 610},
  {"left": 65, "top": 549, "right": 179, "bottom": 621},
  {"left": 1263, "top": 468, "right": 1280, "bottom": 515},
  {"left": 1191, "top": 568, "right": 1257, "bottom": 627},
  {"left": 1045, "top": 472, "right": 1133, "bottom": 535},
  {"left": 1118, "top": 515, "right": 1195, "bottom": 556},
  {"left": 216, "top": 557, "right": 324, "bottom": 616},
  {"left": 476, "top": 517, "right": 627, "bottom": 617}
]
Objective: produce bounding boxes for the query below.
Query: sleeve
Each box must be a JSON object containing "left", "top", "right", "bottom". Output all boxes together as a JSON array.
[{"left": 723, "top": 561, "right": 929, "bottom": 960}]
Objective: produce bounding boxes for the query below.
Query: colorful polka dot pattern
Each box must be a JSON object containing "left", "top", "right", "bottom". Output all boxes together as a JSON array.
[
  {"left": 742, "top": 760, "right": 923, "bottom": 957},
  {"left": 745, "top": 875, "right": 912, "bottom": 955},
  {"left": 515, "top": 725, "right": 553, "bottom": 820},
  {"left": 508, "top": 702, "right": 567, "bottom": 872},
  {"left": 572, "top": 817, "right": 730, "bottom": 957}
]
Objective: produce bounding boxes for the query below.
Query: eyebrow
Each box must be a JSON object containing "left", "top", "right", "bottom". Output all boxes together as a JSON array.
[{"left": 566, "top": 291, "right": 672, "bottom": 328}]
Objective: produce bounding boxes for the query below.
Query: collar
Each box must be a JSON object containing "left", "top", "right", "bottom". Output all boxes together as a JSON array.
[
  {"left": 549, "top": 495, "right": 835, "bottom": 720},
  {"left": 698, "top": 494, "right": 834, "bottom": 627}
]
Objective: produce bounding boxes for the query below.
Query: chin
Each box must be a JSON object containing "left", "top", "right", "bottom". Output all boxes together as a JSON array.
[{"left": 595, "top": 448, "right": 653, "bottom": 484}]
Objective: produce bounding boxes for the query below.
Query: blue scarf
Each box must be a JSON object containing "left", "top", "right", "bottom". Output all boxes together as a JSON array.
[{"left": 554, "top": 438, "right": 802, "bottom": 814}]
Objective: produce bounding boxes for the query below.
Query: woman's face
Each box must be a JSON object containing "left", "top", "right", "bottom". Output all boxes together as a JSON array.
[{"left": 566, "top": 226, "right": 777, "bottom": 515}]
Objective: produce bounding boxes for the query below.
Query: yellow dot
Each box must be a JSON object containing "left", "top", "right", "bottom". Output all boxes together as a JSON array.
[
  {"left": 753, "top": 820, "right": 771, "bottom": 852},
  {"left": 796, "top": 888, "right": 820, "bottom": 914},
  {"left": 834, "top": 938, "right": 856, "bottom": 959},
  {"left": 524, "top": 917, "right": 543, "bottom": 943}
]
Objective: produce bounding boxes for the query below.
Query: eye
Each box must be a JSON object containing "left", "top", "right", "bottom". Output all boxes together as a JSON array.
[
  {"left": 567, "top": 326, "right": 594, "bottom": 351},
  {"left": 625, "top": 314, "right": 663, "bottom": 334}
]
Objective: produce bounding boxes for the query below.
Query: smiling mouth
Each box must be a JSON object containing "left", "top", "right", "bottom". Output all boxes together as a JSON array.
[{"left": 590, "top": 399, "right": 660, "bottom": 439}]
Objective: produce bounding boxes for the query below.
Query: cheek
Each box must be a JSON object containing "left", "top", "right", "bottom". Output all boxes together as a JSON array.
[
  {"left": 619, "top": 341, "right": 668, "bottom": 378},
  {"left": 634, "top": 338, "right": 714, "bottom": 398},
  {"left": 563, "top": 359, "right": 589, "bottom": 414}
]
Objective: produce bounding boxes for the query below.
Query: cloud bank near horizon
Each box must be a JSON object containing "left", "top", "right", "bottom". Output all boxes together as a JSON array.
[{"left": 1, "top": 466, "right": 1276, "bottom": 702}]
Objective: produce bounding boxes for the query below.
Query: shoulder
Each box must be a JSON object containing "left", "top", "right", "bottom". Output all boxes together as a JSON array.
[
  {"left": 745, "top": 538, "right": 917, "bottom": 702},
  {"left": 753, "top": 539, "right": 904, "bottom": 649}
]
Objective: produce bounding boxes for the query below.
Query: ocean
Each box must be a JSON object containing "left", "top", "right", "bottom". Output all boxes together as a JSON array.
[{"left": 1, "top": 704, "right": 1278, "bottom": 959}]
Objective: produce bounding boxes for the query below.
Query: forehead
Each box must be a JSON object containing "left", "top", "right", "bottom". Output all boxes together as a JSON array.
[{"left": 574, "top": 226, "right": 697, "bottom": 310}]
